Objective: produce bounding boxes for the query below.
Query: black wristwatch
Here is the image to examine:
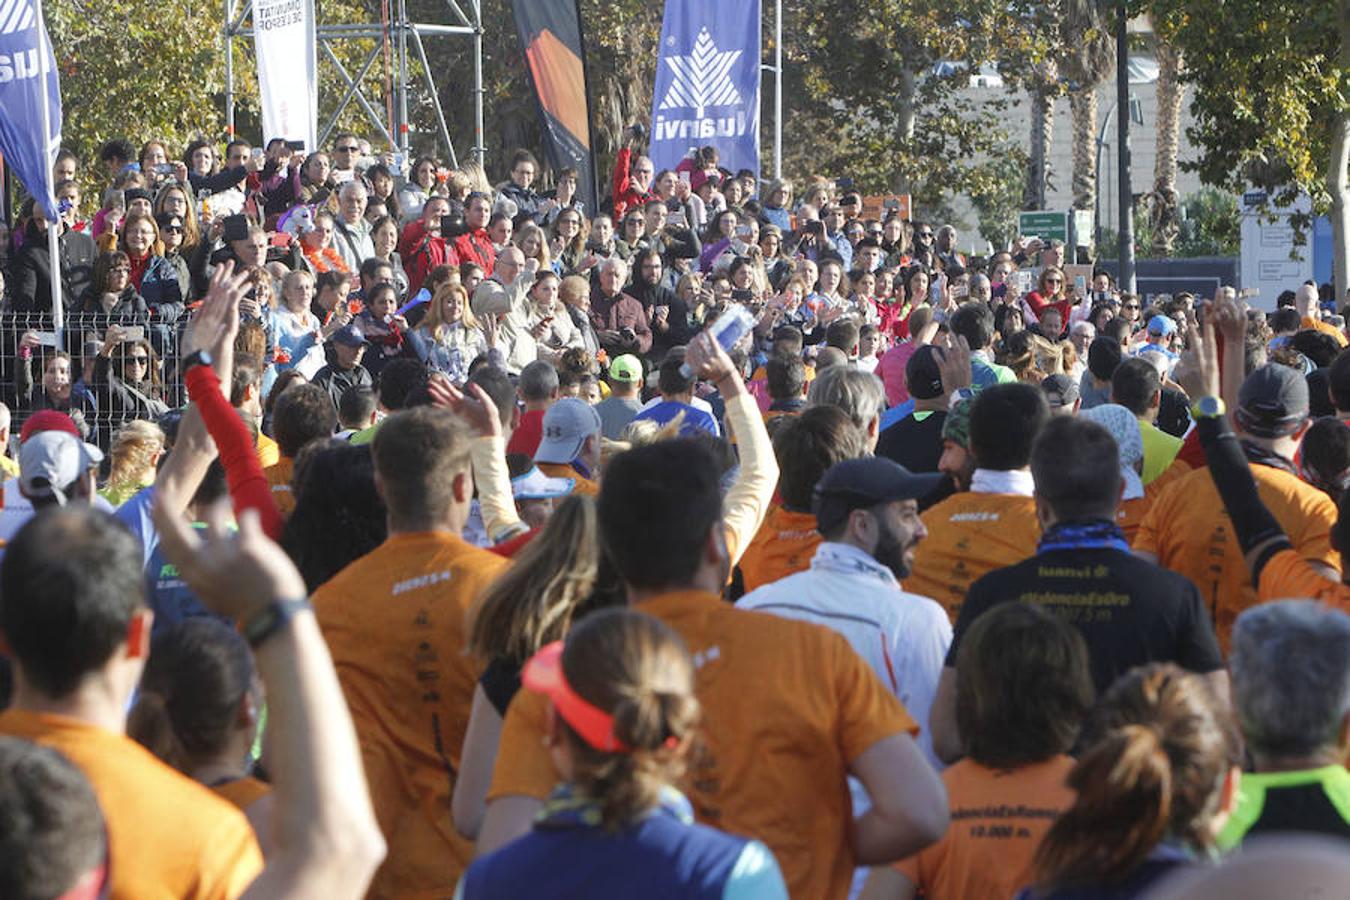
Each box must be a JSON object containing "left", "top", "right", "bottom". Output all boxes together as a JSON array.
[
  {"left": 241, "top": 598, "right": 312, "bottom": 649},
  {"left": 182, "top": 349, "right": 214, "bottom": 372}
]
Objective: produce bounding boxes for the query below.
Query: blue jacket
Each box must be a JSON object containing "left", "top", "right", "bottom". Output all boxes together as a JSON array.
[
  {"left": 458, "top": 786, "right": 786, "bottom": 900},
  {"left": 139, "top": 254, "right": 186, "bottom": 322}
]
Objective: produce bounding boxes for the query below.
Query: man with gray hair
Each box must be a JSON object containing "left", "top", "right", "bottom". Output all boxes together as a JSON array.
[
  {"left": 472, "top": 246, "right": 545, "bottom": 373},
  {"left": 333, "top": 179, "right": 375, "bottom": 272},
  {"left": 807, "top": 366, "right": 885, "bottom": 451},
  {"left": 589, "top": 256, "right": 650, "bottom": 358},
  {"left": 1219, "top": 600, "right": 1350, "bottom": 847}
]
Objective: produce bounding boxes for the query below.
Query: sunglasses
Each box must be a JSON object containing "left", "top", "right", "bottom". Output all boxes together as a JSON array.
[
  {"left": 126, "top": 355, "right": 149, "bottom": 364},
  {"left": 1124, "top": 303, "right": 1140, "bottom": 310},
  {"left": 1046, "top": 278, "right": 1063, "bottom": 285},
  {"left": 337, "top": 145, "right": 359, "bottom": 152},
  {"left": 163, "top": 225, "right": 183, "bottom": 234}
]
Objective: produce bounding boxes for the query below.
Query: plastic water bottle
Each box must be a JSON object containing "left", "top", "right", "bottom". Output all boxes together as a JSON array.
[{"left": 681, "top": 305, "right": 756, "bottom": 378}]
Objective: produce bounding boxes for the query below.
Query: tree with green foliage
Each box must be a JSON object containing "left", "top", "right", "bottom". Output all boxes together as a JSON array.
[{"left": 1150, "top": 0, "right": 1350, "bottom": 297}]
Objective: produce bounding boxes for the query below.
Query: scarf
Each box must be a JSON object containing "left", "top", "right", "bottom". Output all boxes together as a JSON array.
[
  {"left": 1241, "top": 440, "right": 1297, "bottom": 476},
  {"left": 1038, "top": 519, "right": 1130, "bottom": 554},
  {"left": 812, "top": 542, "right": 898, "bottom": 587},
  {"left": 536, "top": 782, "right": 692, "bottom": 831}
]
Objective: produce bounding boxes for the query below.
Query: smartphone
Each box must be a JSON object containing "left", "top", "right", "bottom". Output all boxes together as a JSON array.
[
  {"left": 678, "top": 170, "right": 691, "bottom": 186},
  {"left": 122, "top": 326, "right": 145, "bottom": 342},
  {"left": 667, "top": 208, "right": 687, "bottom": 228},
  {"left": 33, "top": 331, "right": 59, "bottom": 348},
  {"left": 1015, "top": 270, "right": 1034, "bottom": 294},
  {"left": 222, "top": 214, "right": 250, "bottom": 243},
  {"left": 735, "top": 223, "right": 753, "bottom": 239},
  {"left": 154, "top": 163, "right": 175, "bottom": 175},
  {"left": 285, "top": 139, "right": 305, "bottom": 153},
  {"left": 951, "top": 282, "right": 969, "bottom": 300},
  {"left": 731, "top": 288, "right": 754, "bottom": 302},
  {"left": 251, "top": 147, "right": 265, "bottom": 164}
]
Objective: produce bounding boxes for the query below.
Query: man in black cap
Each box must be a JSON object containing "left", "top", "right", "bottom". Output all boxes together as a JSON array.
[
  {"left": 1137, "top": 363, "right": 1340, "bottom": 651},
  {"left": 312, "top": 324, "right": 374, "bottom": 410},
  {"left": 876, "top": 344, "right": 947, "bottom": 476},
  {"left": 739, "top": 456, "right": 952, "bottom": 771}
]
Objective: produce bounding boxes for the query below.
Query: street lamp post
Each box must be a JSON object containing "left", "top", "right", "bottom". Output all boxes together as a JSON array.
[{"left": 1116, "top": 0, "right": 1136, "bottom": 292}]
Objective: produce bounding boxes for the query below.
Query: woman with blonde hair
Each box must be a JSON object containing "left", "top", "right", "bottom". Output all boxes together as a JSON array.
[
  {"left": 408, "top": 280, "right": 487, "bottom": 384},
  {"left": 100, "top": 419, "right": 165, "bottom": 506},
  {"left": 514, "top": 222, "right": 557, "bottom": 275},
  {"left": 761, "top": 178, "right": 793, "bottom": 231},
  {"left": 1026, "top": 265, "right": 1070, "bottom": 326},
  {"left": 550, "top": 207, "right": 589, "bottom": 275},
  {"left": 457, "top": 607, "right": 787, "bottom": 898},
  {"left": 153, "top": 180, "right": 202, "bottom": 253}
]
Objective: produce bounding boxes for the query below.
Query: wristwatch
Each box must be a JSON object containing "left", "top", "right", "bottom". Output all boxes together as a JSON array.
[
  {"left": 241, "top": 598, "right": 311, "bottom": 649},
  {"left": 1190, "top": 395, "right": 1226, "bottom": 420},
  {"left": 182, "top": 349, "right": 214, "bottom": 372}
]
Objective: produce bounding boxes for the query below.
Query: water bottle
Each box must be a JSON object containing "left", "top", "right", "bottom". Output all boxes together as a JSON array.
[{"left": 681, "top": 305, "right": 756, "bottom": 378}]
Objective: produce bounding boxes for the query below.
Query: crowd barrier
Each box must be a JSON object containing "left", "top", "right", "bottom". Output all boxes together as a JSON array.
[{"left": 0, "top": 312, "right": 188, "bottom": 449}]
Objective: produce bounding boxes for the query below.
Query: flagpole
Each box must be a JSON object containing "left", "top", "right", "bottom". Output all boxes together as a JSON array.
[
  {"left": 33, "top": 0, "right": 62, "bottom": 347},
  {"left": 774, "top": 0, "right": 782, "bottom": 180}
]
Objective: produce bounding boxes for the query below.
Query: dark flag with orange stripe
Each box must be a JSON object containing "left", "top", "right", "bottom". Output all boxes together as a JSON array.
[{"left": 511, "top": 0, "right": 598, "bottom": 215}]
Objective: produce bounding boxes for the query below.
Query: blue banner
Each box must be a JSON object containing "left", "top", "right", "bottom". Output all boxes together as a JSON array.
[
  {"left": 0, "top": 0, "right": 61, "bottom": 218},
  {"left": 649, "top": 0, "right": 759, "bottom": 180}
]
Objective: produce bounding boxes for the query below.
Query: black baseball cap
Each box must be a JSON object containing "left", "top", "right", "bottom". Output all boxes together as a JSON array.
[
  {"left": 813, "top": 457, "right": 944, "bottom": 535},
  {"left": 905, "top": 345, "right": 944, "bottom": 400}
]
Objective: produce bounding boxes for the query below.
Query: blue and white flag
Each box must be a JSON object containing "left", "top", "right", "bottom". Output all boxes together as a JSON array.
[
  {"left": 649, "top": 0, "right": 760, "bottom": 180},
  {"left": 0, "top": 0, "right": 61, "bottom": 218}
]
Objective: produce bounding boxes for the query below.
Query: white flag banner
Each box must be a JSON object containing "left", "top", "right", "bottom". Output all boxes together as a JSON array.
[{"left": 253, "top": 0, "right": 316, "bottom": 149}]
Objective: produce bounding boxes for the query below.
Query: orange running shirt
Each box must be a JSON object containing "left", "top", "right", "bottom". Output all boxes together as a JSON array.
[
  {"left": 1136, "top": 463, "right": 1340, "bottom": 652},
  {"left": 895, "top": 756, "right": 1075, "bottom": 900},
  {"left": 1259, "top": 547, "right": 1350, "bottom": 607},
  {"left": 487, "top": 589, "right": 917, "bottom": 900},
  {"left": 1117, "top": 458, "right": 1192, "bottom": 543},
  {"left": 211, "top": 775, "right": 272, "bottom": 812},
  {"left": 313, "top": 531, "right": 508, "bottom": 896},
  {"left": 535, "top": 461, "right": 599, "bottom": 495},
  {"left": 263, "top": 456, "right": 295, "bottom": 516},
  {"left": 0, "top": 709, "right": 262, "bottom": 900},
  {"left": 906, "top": 492, "right": 1041, "bottom": 623},
  {"left": 256, "top": 433, "right": 280, "bottom": 469},
  {"left": 737, "top": 505, "right": 822, "bottom": 592}
]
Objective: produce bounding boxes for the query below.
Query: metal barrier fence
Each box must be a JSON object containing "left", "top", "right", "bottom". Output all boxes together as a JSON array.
[{"left": 0, "top": 312, "right": 187, "bottom": 450}]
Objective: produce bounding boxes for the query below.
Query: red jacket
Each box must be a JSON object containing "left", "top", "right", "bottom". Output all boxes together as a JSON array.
[
  {"left": 453, "top": 228, "right": 496, "bottom": 275},
  {"left": 399, "top": 219, "right": 451, "bottom": 297},
  {"left": 612, "top": 148, "right": 654, "bottom": 222}
]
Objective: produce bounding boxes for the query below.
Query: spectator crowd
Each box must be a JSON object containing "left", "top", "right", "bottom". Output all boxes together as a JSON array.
[{"left": 2, "top": 118, "right": 1350, "bottom": 900}]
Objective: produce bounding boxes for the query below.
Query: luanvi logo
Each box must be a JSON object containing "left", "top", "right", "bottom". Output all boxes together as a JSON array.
[
  {"left": 655, "top": 27, "right": 749, "bottom": 143},
  {"left": 658, "top": 27, "right": 742, "bottom": 119}
]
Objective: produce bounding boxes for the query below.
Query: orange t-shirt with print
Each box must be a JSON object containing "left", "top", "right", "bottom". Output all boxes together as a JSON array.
[
  {"left": 737, "top": 504, "right": 821, "bottom": 592},
  {"left": 263, "top": 456, "right": 295, "bottom": 516},
  {"left": 313, "top": 531, "right": 508, "bottom": 896},
  {"left": 1135, "top": 463, "right": 1340, "bottom": 652},
  {"left": 536, "top": 461, "right": 599, "bottom": 495},
  {"left": 1259, "top": 548, "right": 1350, "bottom": 607},
  {"left": 1117, "top": 456, "right": 1194, "bottom": 543},
  {"left": 895, "top": 755, "right": 1075, "bottom": 900},
  {"left": 0, "top": 709, "right": 262, "bottom": 900},
  {"left": 907, "top": 492, "right": 1042, "bottom": 623},
  {"left": 487, "top": 589, "right": 917, "bottom": 900}
]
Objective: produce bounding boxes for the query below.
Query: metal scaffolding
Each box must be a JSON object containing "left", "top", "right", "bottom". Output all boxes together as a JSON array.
[{"left": 222, "top": 0, "right": 485, "bottom": 167}]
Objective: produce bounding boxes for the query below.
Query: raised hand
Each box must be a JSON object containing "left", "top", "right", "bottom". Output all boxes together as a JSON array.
[{"left": 427, "top": 376, "right": 502, "bottom": 439}]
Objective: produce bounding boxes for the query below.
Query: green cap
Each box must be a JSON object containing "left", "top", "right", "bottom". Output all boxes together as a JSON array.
[{"left": 608, "top": 354, "right": 643, "bottom": 384}]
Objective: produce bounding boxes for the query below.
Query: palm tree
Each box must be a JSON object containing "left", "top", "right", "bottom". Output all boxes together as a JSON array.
[
  {"left": 1024, "top": 60, "right": 1060, "bottom": 211},
  {"left": 1149, "top": 37, "right": 1184, "bottom": 257},
  {"left": 1060, "top": 0, "right": 1117, "bottom": 214}
]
